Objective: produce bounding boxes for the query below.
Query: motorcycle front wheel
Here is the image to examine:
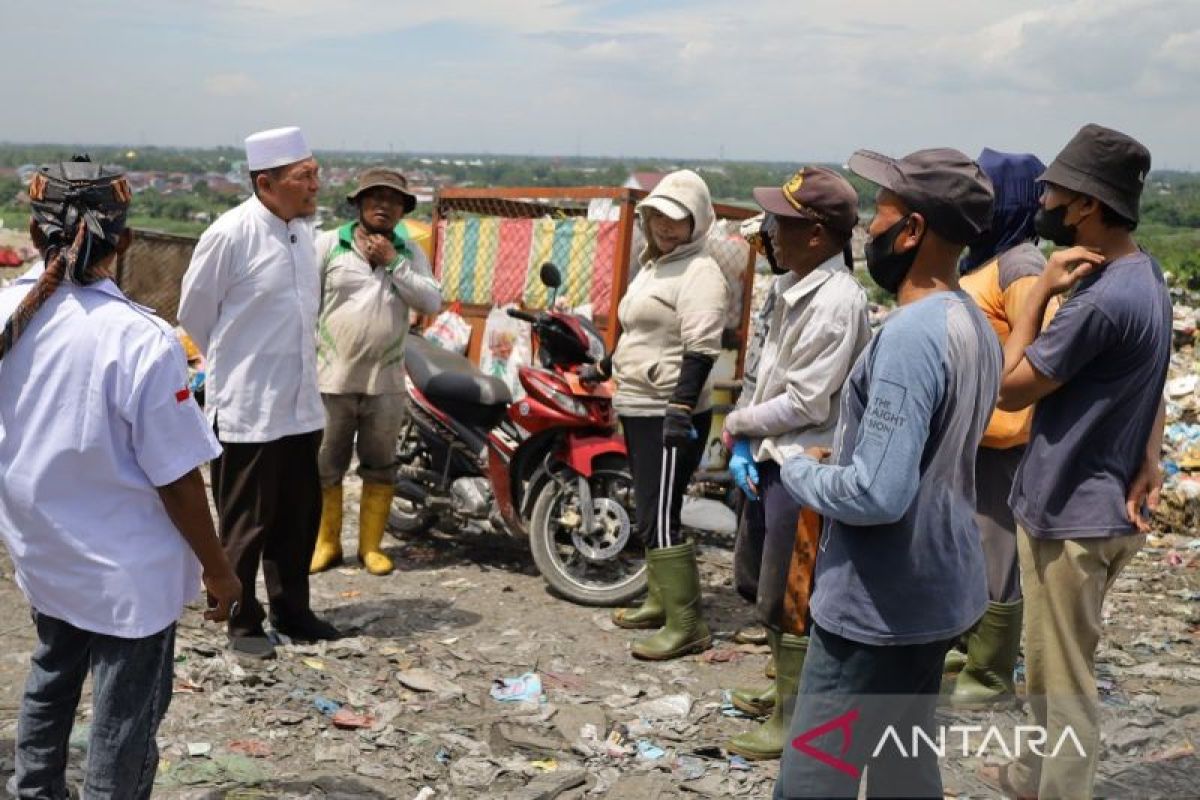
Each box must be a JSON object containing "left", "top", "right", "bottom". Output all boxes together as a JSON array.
[{"left": 528, "top": 454, "right": 646, "bottom": 606}]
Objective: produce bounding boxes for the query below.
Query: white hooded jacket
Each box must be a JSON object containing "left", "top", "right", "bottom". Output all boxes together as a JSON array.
[{"left": 612, "top": 170, "right": 729, "bottom": 416}]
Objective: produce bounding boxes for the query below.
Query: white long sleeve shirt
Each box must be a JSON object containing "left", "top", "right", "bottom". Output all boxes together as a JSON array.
[
  {"left": 316, "top": 223, "right": 443, "bottom": 395},
  {"left": 179, "top": 195, "right": 325, "bottom": 443},
  {"left": 725, "top": 255, "right": 871, "bottom": 464}
]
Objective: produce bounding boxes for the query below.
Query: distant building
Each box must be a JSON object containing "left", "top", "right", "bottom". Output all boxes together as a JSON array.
[{"left": 623, "top": 171, "right": 668, "bottom": 192}]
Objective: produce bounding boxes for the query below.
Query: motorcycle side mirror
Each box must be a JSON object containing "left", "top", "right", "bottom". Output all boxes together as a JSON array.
[
  {"left": 540, "top": 262, "right": 562, "bottom": 308},
  {"left": 540, "top": 262, "right": 562, "bottom": 289}
]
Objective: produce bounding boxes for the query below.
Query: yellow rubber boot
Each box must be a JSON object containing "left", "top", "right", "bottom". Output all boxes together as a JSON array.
[
  {"left": 359, "top": 483, "right": 396, "bottom": 576},
  {"left": 310, "top": 484, "right": 344, "bottom": 573}
]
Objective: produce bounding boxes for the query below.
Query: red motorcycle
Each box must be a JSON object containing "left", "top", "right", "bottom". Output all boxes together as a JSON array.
[{"left": 391, "top": 264, "right": 645, "bottom": 606}]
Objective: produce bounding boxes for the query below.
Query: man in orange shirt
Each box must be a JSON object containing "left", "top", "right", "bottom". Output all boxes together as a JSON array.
[{"left": 949, "top": 148, "right": 1052, "bottom": 706}]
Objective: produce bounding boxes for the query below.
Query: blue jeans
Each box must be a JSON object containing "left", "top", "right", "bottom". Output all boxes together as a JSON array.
[
  {"left": 774, "top": 625, "right": 953, "bottom": 799},
  {"left": 15, "top": 612, "right": 175, "bottom": 800}
]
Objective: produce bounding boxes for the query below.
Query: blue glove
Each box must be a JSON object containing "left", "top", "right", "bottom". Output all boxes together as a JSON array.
[{"left": 729, "top": 438, "right": 760, "bottom": 501}]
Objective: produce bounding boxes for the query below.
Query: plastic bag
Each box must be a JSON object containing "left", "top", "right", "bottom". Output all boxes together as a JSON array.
[
  {"left": 479, "top": 304, "right": 533, "bottom": 399},
  {"left": 423, "top": 303, "right": 471, "bottom": 354}
]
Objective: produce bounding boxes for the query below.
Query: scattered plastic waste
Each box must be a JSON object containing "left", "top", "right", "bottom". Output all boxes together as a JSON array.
[
  {"left": 331, "top": 709, "right": 376, "bottom": 730},
  {"left": 227, "top": 739, "right": 272, "bottom": 758},
  {"left": 312, "top": 695, "right": 341, "bottom": 717},
  {"left": 636, "top": 739, "right": 666, "bottom": 760},
  {"left": 720, "top": 690, "right": 754, "bottom": 718},
  {"left": 673, "top": 754, "right": 708, "bottom": 781},
  {"left": 490, "top": 672, "right": 544, "bottom": 703}
]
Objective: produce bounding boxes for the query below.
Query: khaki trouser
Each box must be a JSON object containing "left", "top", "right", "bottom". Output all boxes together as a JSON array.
[
  {"left": 318, "top": 393, "right": 407, "bottom": 487},
  {"left": 1010, "top": 526, "right": 1145, "bottom": 800}
]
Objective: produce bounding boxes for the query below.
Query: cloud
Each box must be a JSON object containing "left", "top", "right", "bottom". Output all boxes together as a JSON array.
[
  {"left": 0, "top": 0, "right": 1196, "bottom": 166},
  {"left": 874, "top": 0, "right": 1200, "bottom": 97},
  {"left": 203, "top": 73, "right": 260, "bottom": 97},
  {"left": 210, "top": 0, "right": 582, "bottom": 47}
]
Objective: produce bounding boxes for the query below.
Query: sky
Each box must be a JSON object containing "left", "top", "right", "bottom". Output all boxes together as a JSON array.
[{"left": 3, "top": 0, "right": 1199, "bottom": 168}]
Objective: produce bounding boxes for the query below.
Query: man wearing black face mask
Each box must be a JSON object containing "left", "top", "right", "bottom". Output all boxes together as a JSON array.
[
  {"left": 774, "top": 149, "right": 999, "bottom": 799},
  {"left": 981, "top": 125, "right": 1170, "bottom": 800}
]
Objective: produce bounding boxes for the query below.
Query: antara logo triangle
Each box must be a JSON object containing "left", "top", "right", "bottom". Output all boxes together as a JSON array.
[{"left": 791, "top": 708, "right": 862, "bottom": 779}]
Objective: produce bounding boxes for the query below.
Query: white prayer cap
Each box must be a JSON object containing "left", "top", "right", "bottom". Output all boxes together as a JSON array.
[{"left": 244, "top": 126, "right": 312, "bottom": 171}]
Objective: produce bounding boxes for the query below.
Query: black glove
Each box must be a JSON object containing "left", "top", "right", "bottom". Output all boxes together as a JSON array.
[{"left": 663, "top": 404, "right": 697, "bottom": 448}]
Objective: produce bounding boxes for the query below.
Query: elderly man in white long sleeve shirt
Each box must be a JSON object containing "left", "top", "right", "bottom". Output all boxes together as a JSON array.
[
  {"left": 309, "top": 168, "right": 442, "bottom": 578},
  {"left": 179, "top": 126, "right": 338, "bottom": 660},
  {"left": 721, "top": 168, "right": 872, "bottom": 761}
]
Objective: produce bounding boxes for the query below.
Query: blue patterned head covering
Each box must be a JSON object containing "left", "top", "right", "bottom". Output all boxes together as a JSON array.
[{"left": 960, "top": 148, "right": 1045, "bottom": 274}]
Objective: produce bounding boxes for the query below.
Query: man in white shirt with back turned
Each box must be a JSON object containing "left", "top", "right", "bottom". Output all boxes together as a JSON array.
[
  {"left": 0, "top": 156, "right": 240, "bottom": 798},
  {"left": 180, "top": 126, "right": 338, "bottom": 659}
]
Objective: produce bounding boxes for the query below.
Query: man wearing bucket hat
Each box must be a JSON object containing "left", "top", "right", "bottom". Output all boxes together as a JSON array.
[
  {"left": 774, "top": 149, "right": 1000, "bottom": 798},
  {"left": 722, "top": 168, "right": 871, "bottom": 760},
  {"left": 981, "top": 125, "right": 1170, "bottom": 800},
  {"left": 309, "top": 168, "right": 442, "bottom": 577},
  {"left": 180, "top": 126, "right": 338, "bottom": 660}
]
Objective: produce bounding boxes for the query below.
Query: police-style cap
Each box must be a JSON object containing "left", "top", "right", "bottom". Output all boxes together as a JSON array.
[{"left": 753, "top": 166, "right": 859, "bottom": 235}]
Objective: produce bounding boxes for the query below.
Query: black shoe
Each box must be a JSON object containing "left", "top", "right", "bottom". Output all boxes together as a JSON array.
[
  {"left": 6, "top": 775, "right": 79, "bottom": 799},
  {"left": 271, "top": 613, "right": 341, "bottom": 642},
  {"left": 228, "top": 634, "right": 277, "bottom": 660}
]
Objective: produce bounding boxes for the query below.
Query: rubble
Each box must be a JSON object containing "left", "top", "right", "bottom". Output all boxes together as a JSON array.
[{"left": 0, "top": 304, "right": 1196, "bottom": 796}]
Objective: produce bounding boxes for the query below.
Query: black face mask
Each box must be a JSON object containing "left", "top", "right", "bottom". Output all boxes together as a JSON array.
[
  {"left": 1034, "top": 201, "right": 1077, "bottom": 247},
  {"left": 865, "top": 215, "right": 919, "bottom": 295}
]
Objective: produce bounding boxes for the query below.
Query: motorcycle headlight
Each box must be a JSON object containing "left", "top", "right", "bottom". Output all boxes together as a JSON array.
[{"left": 543, "top": 382, "right": 588, "bottom": 417}]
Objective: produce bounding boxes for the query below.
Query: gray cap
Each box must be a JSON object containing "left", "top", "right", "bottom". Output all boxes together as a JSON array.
[
  {"left": 848, "top": 148, "right": 995, "bottom": 244},
  {"left": 1040, "top": 123, "right": 1150, "bottom": 223}
]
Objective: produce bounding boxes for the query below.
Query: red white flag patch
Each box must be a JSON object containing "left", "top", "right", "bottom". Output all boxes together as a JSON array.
[{"left": 175, "top": 388, "right": 191, "bottom": 403}]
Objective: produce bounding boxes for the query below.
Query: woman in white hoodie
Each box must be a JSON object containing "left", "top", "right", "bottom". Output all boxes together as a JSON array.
[{"left": 592, "top": 170, "right": 729, "bottom": 661}]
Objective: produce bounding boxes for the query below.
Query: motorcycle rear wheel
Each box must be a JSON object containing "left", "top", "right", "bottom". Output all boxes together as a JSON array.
[{"left": 528, "top": 455, "right": 646, "bottom": 606}]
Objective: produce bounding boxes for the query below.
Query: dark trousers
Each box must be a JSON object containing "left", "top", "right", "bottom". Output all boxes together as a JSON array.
[
  {"left": 620, "top": 411, "right": 712, "bottom": 550},
  {"left": 733, "top": 503, "right": 763, "bottom": 602},
  {"left": 16, "top": 612, "right": 175, "bottom": 800},
  {"left": 775, "top": 625, "right": 954, "bottom": 799},
  {"left": 731, "top": 461, "right": 813, "bottom": 632},
  {"left": 975, "top": 446, "right": 1024, "bottom": 603},
  {"left": 211, "top": 429, "right": 323, "bottom": 637}
]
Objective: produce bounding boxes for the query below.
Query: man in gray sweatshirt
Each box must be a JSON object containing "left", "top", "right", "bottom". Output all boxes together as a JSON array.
[{"left": 774, "top": 149, "right": 999, "bottom": 799}]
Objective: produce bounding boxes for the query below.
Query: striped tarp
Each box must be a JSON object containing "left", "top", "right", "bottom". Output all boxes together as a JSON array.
[{"left": 436, "top": 217, "right": 618, "bottom": 311}]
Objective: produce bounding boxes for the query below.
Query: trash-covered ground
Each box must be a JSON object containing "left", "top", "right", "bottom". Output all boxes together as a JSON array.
[
  {"left": 0, "top": 280, "right": 1195, "bottom": 799},
  {"left": 0, "top": 465, "right": 1195, "bottom": 799}
]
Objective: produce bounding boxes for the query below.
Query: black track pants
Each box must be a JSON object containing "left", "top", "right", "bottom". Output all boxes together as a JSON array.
[{"left": 620, "top": 411, "right": 712, "bottom": 550}]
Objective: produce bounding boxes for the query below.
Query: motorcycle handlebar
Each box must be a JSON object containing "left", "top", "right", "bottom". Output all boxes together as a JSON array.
[{"left": 506, "top": 308, "right": 539, "bottom": 324}]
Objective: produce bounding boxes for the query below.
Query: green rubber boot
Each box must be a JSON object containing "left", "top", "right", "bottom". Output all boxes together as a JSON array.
[
  {"left": 726, "top": 633, "right": 808, "bottom": 760},
  {"left": 944, "top": 646, "right": 968, "bottom": 674},
  {"left": 611, "top": 554, "right": 664, "bottom": 630},
  {"left": 631, "top": 542, "right": 711, "bottom": 661},
  {"left": 733, "top": 624, "right": 768, "bottom": 645},
  {"left": 731, "top": 630, "right": 779, "bottom": 717},
  {"left": 950, "top": 600, "right": 1023, "bottom": 708}
]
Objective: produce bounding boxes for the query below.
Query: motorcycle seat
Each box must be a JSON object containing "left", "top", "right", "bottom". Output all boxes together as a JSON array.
[{"left": 406, "top": 335, "right": 512, "bottom": 428}]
